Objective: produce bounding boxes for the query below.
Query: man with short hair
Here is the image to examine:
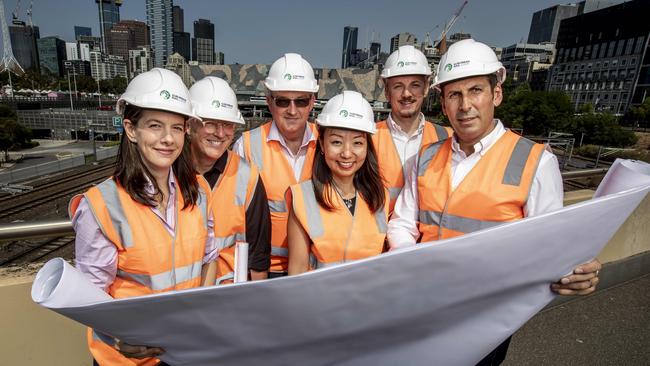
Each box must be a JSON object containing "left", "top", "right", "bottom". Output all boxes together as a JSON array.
[
  {"left": 233, "top": 53, "right": 319, "bottom": 278},
  {"left": 374, "top": 45, "right": 451, "bottom": 213},
  {"left": 388, "top": 39, "right": 601, "bottom": 365}
]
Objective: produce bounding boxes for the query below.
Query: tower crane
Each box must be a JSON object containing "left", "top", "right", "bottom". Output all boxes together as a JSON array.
[
  {"left": 27, "top": 0, "right": 33, "bottom": 27},
  {"left": 435, "top": 0, "right": 468, "bottom": 54},
  {"left": 11, "top": 0, "right": 20, "bottom": 21}
]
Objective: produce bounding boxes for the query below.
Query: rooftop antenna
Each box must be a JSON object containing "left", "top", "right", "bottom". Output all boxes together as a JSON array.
[{"left": 0, "top": 0, "right": 25, "bottom": 95}]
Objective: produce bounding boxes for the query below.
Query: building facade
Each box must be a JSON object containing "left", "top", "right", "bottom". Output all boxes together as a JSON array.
[
  {"left": 74, "top": 26, "right": 92, "bottom": 39},
  {"left": 90, "top": 51, "right": 127, "bottom": 80},
  {"left": 192, "top": 19, "right": 215, "bottom": 65},
  {"left": 9, "top": 21, "right": 40, "bottom": 72},
  {"left": 528, "top": 4, "right": 579, "bottom": 44},
  {"left": 390, "top": 32, "right": 417, "bottom": 54},
  {"left": 548, "top": 0, "right": 650, "bottom": 113},
  {"left": 341, "top": 26, "right": 358, "bottom": 68},
  {"left": 63, "top": 60, "right": 92, "bottom": 77},
  {"left": 171, "top": 5, "right": 190, "bottom": 62},
  {"left": 128, "top": 47, "right": 153, "bottom": 79},
  {"left": 38, "top": 36, "right": 66, "bottom": 76},
  {"left": 146, "top": 0, "right": 173, "bottom": 67},
  {"left": 95, "top": 0, "right": 122, "bottom": 53},
  {"left": 106, "top": 20, "right": 149, "bottom": 62},
  {"left": 165, "top": 52, "right": 191, "bottom": 86},
  {"left": 501, "top": 43, "right": 555, "bottom": 85}
]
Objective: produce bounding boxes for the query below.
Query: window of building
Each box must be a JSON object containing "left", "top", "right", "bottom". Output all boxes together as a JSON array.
[
  {"left": 607, "top": 41, "right": 616, "bottom": 58},
  {"left": 604, "top": 94, "right": 609, "bottom": 100},
  {"left": 616, "top": 41, "right": 625, "bottom": 56},
  {"left": 578, "top": 46, "right": 584, "bottom": 59},
  {"left": 585, "top": 83, "right": 590, "bottom": 90},
  {"left": 619, "top": 81, "right": 624, "bottom": 90},
  {"left": 626, "top": 38, "right": 635, "bottom": 55},
  {"left": 592, "top": 44, "right": 600, "bottom": 60},
  {"left": 599, "top": 42, "right": 608, "bottom": 58},
  {"left": 621, "top": 59, "right": 627, "bottom": 66},
  {"left": 622, "top": 93, "right": 628, "bottom": 100},
  {"left": 581, "top": 64, "right": 585, "bottom": 70},
  {"left": 570, "top": 47, "right": 577, "bottom": 60},
  {"left": 613, "top": 94, "right": 618, "bottom": 100},
  {"left": 631, "top": 58, "right": 637, "bottom": 65},
  {"left": 604, "top": 61, "right": 609, "bottom": 68},
  {"left": 596, "top": 62, "right": 600, "bottom": 68},
  {"left": 635, "top": 36, "right": 646, "bottom": 54},
  {"left": 588, "top": 63, "right": 593, "bottom": 69}
]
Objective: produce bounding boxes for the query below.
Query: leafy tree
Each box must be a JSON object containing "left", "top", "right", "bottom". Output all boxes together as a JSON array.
[
  {"left": 570, "top": 112, "right": 637, "bottom": 147},
  {"left": 0, "top": 104, "right": 35, "bottom": 164},
  {"left": 497, "top": 89, "right": 573, "bottom": 136}
]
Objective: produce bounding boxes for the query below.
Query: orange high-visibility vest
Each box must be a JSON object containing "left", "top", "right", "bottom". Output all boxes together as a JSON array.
[
  {"left": 372, "top": 120, "right": 451, "bottom": 214},
  {"left": 241, "top": 121, "right": 317, "bottom": 272},
  {"left": 417, "top": 130, "right": 545, "bottom": 242},
  {"left": 288, "top": 180, "right": 388, "bottom": 268},
  {"left": 69, "top": 176, "right": 211, "bottom": 366},
  {"left": 209, "top": 151, "right": 260, "bottom": 284}
]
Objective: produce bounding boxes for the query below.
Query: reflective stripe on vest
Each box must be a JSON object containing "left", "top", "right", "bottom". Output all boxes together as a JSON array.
[
  {"left": 388, "top": 187, "right": 401, "bottom": 201},
  {"left": 271, "top": 247, "right": 289, "bottom": 257},
  {"left": 419, "top": 209, "right": 504, "bottom": 234},
  {"left": 234, "top": 159, "right": 252, "bottom": 206},
  {"left": 116, "top": 259, "right": 203, "bottom": 291},
  {"left": 216, "top": 271, "right": 235, "bottom": 285},
  {"left": 214, "top": 232, "right": 246, "bottom": 251},
  {"left": 268, "top": 199, "right": 287, "bottom": 213},
  {"left": 197, "top": 185, "right": 209, "bottom": 230},
  {"left": 503, "top": 137, "right": 536, "bottom": 186},
  {"left": 249, "top": 127, "right": 264, "bottom": 170},
  {"left": 96, "top": 179, "right": 135, "bottom": 248},
  {"left": 418, "top": 140, "right": 446, "bottom": 177},
  {"left": 433, "top": 123, "right": 450, "bottom": 140}
]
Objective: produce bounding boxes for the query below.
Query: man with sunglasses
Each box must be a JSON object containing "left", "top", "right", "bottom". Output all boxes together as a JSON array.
[
  {"left": 233, "top": 53, "right": 319, "bottom": 278},
  {"left": 373, "top": 45, "right": 452, "bottom": 214},
  {"left": 189, "top": 76, "right": 271, "bottom": 284}
]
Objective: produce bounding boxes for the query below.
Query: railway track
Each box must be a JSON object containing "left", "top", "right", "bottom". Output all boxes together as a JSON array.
[
  {"left": 0, "top": 236, "right": 75, "bottom": 267},
  {"left": 0, "top": 164, "right": 114, "bottom": 220}
]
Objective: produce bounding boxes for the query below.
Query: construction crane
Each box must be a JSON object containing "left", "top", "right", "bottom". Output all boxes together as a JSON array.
[
  {"left": 26, "top": 0, "right": 33, "bottom": 27},
  {"left": 11, "top": 0, "right": 20, "bottom": 21},
  {"left": 435, "top": 0, "right": 468, "bottom": 54}
]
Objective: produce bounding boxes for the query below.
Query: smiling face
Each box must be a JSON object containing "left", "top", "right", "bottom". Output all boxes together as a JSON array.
[
  {"left": 320, "top": 127, "right": 368, "bottom": 184},
  {"left": 440, "top": 75, "right": 502, "bottom": 147},
  {"left": 124, "top": 109, "right": 186, "bottom": 176},
  {"left": 384, "top": 74, "right": 429, "bottom": 123},
  {"left": 267, "top": 90, "right": 315, "bottom": 141},
  {"left": 189, "top": 118, "right": 235, "bottom": 163}
]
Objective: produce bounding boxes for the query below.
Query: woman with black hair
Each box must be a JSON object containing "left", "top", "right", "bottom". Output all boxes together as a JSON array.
[
  {"left": 69, "top": 68, "right": 214, "bottom": 365},
  {"left": 287, "top": 91, "right": 388, "bottom": 275}
]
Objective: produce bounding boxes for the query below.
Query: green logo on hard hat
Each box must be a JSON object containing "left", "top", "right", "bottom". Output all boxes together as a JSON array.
[
  {"left": 444, "top": 63, "right": 453, "bottom": 72},
  {"left": 212, "top": 100, "right": 221, "bottom": 108},
  {"left": 160, "top": 90, "right": 171, "bottom": 99},
  {"left": 284, "top": 73, "right": 292, "bottom": 80},
  {"left": 397, "top": 61, "right": 405, "bottom": 67},
  {"left": 339, "top": 110, "right": 348, "bottom": 117}
]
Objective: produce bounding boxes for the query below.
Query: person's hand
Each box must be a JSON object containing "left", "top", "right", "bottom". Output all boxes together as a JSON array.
[
  {"left": 551, "top": 259, "right": 602, "bottom": 295},
  {"left": 115, "top": 339, "right": 165, "bottom": 359}
]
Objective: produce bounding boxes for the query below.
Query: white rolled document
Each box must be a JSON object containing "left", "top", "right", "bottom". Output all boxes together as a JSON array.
[{"left": 234, "top": 241, "right": 249, "bottom": 283}]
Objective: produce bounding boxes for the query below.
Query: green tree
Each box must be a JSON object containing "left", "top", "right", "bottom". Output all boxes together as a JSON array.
[
  {"left": 497, "top": 89, "right": 573, "bottom": 136},
  {"left": 0, "top": 104, "right": 34, "bottom": 164},
  {"left": 571, "top": 112, "right": 637, "bottom": 147}
]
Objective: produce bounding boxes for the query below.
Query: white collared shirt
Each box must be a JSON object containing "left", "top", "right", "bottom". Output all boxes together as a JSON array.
[
  {"left": 385, "top": 112, "right": 426, "bottom": 179},
  {"left": 387, "top": 120, "right": 564, "bottom": 249},
  {"left": 233, "top": 121, "right": 316, "bottom": 181}
]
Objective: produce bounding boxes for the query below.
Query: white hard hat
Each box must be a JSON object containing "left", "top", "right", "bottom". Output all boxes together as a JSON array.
[
  {"left": 433, "top": 39, "right": 506, "bottom": 91},
  {"left": 316, "top": 91, "right": 376, "bottom": 134},
  {"left": 189, "top": 77, "right": 245, "bottom": 125},
  {"left": 264, "top": 53, "right": 319, "bottom": 93},
  {"left": 116, "top": 68, "right": 198, "bottom": 119},
  {"left": 381, "top": 45, "right": 432, "bottom": 79}
]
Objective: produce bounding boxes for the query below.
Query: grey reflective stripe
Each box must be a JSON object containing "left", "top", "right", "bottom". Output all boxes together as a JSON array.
[
  {"left": 234, "top": 160, "right": 252, "bottom": 207},
  {"left": 216, "top": 272, "right": 234, "bottom": 285},
  {"left": 503, "top": 137, "right": 536, "bottom": 186},
  {"left": 96, "top": 179, "right": 134, "bottom": 248},
  {"left": 116, "top": 259, "right": 202, "bottom": 291},
  {"left": 313, "top": 258, "right": 345, "bottom": 269},
  {"left": 271, "top": 247, "right": 288, "bottom": 257},
  {"left": 300, "top": 181, "right": 324, "bottom": 238},
  {"left": 197, "top": 186, "right": 208, "bottom": 229},
  {"left": 374, "top": 206, "right": 388, "bottom": 234},
  {"left": 268, "top": 199, "right": 287, "bottom": 213},
  {"left": 433, "top": 123, "right": 449, "bottom": 140},
  {"left": 388, "top": 187, "right": 402, "bottom": 200},
  {"left": 214, "top": 232, "right": 246, "bottom": 251},
  {"left": 249, "top": 127, "right": 264, "bottom": 170},
  {"left": 420, "top": 209, "right": 503, "bottom": 234},
  {"left": 92, "top": 330, "right": 116, "bottom": 346},
  {"left": 418, "top": 141, "right": 445, "bottom": 177}
]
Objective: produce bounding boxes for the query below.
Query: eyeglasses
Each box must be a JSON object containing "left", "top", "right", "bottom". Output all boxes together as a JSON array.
[
  {"left": 271, "top": 96, "right": 311, "bottom": 108},
  {"left": 203, "top": 121, "right": 235, "bottom": 133}
]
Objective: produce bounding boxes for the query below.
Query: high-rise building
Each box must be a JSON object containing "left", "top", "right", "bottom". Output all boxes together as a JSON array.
[
  {"left": 192, "top": 19, "right": 215, "bottom": 65},
  {"left": 38, "top": 36, "right": 66, "bottom": 76},
  {"left": 390, "top": 32, "right": 418, "bottom": 53},
  {"left": 107, "top": 20, "right": 149, "bottom": 62},
  {"left": 527, "top": 4, "right": 579, "bottom": 44},
  {"left": 216, "top": 52, "right": 224, "bottom": 65},
  {"left": 172, "top": 5, "right": 190, "bottom": 61},
  {"left": 9, "top": 20, "right": 40, "bottom": 72},
  {"left": 90, "top": 50, "right": 127, "bottom": 80},
  {"left": 74, "top": 26, "right": 92, "bottom": 40},
  {"left": 548, "top": 0, "right": 650, "bottom": 113},
  {"left": 129, "top": 46, "right": 153, "bottom": 79},
  {"left": 146, "top": 0, "right": 173, "bottom": 67},
  {"left": 77, "top": 35, "right": 103, "bottom": 52},
  {"left": 95, "top": 0, "right": 122, "bottom": 53},
  {"left": 369, "top": 41, "right": 381, "bottom": 65},
  {"left": 66, "top": 42, "right": 79, "bottom": 60},
  {"left": 500, "top": 43, "right": 555, "bottom": 86},
  {"left": 64, "top": 60, "right": 92, "bottom": 77},
  {"left": 342, "top": 26, "right": 358, "bottom": 68}
]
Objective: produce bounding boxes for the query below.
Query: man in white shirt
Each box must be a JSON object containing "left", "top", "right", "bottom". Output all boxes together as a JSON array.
[
  {"left": 373, "top": 45, "right": 451, "bottom": 213},
  {"left": 232, "top": 53, "right": 319, "bottom": 277},
  {"left": 387, "top": 39, "right": 601, "bottom": 366}
]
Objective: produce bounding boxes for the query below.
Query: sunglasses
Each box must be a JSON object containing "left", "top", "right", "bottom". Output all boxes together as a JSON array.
[
  {"left": 271, "top": 96, "right": 311, "bottom": 108},
  {"left": 203, "top": 121, "right": 235, "bottom": 133}
]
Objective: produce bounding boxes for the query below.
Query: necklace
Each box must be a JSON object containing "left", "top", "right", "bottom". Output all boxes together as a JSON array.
[
  {"left": 332, "top": 182, "right": 356, "bottom": 211},
  {"left": 342, "top": 196, "right": 355, "bottom": 210}
]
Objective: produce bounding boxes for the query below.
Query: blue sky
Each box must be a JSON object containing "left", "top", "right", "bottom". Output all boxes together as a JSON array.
[{"left": 2, "top": 0, "right": 585, "bottom": 67}]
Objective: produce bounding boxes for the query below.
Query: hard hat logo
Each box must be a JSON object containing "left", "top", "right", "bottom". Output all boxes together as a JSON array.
[
  {"left": 444, "top": 64, "right": 453, "bottom": 72},
  {"left": 339, "top": 110, "right": 349, "bottom": 117},
  {"left": 212, "top": 100, "right": 221, "bottom": 108},
  {"left": 160, "top": 90, "right": 171, "bottom": 100},
  {"left": 397, "top": 61, "right": 405, "bottom": 67},
  {"left": 283, "top": 73, "right": 292, "bottom": 80}
]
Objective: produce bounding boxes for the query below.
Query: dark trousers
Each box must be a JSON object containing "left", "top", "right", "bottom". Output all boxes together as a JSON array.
[
  {"left": 475, "top": 336, "right": 512, "bottom": 366},
  {"left": 94, "top": 360, "right": 171, "bottom": 366},
  {"left": 268, "top": 271, "right": 288, "bottom": 279}
]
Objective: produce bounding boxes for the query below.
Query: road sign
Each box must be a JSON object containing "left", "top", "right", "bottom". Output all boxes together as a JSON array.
[
  {"left": 112, "top": 116, "right": 123, "bottom": 127},
  {"left": 115, "top": 126, "right": 124, "bottom": 133}
]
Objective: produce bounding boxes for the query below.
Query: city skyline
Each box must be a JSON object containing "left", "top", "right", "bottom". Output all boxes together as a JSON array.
[{"left": 0, "top": 0, "right": 622, "bottom": 68}]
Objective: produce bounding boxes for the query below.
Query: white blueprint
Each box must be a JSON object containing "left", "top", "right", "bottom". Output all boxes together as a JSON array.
[{"left": 32, "top": 159, "right": 650, "bottom": 366}]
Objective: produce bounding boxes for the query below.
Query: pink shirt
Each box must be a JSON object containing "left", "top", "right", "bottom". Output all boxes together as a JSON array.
[{"left": 73, "top": 171, "right": 216, "bottom": 291}]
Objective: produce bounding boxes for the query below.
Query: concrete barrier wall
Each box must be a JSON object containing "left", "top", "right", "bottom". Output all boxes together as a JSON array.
[
  {"left": 1, "top": 191, "right": 648, "bottom": 365},
  {"left": 0, "top": 155, "right": 86, "bottom": 184},
  {"left": 96, "top": 146, "right": 119, "bottom": 161}
]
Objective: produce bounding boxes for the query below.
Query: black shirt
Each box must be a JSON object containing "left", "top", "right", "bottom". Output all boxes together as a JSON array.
[{"left": 203, "top": 151, "right": 271, "bottom": 272}]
